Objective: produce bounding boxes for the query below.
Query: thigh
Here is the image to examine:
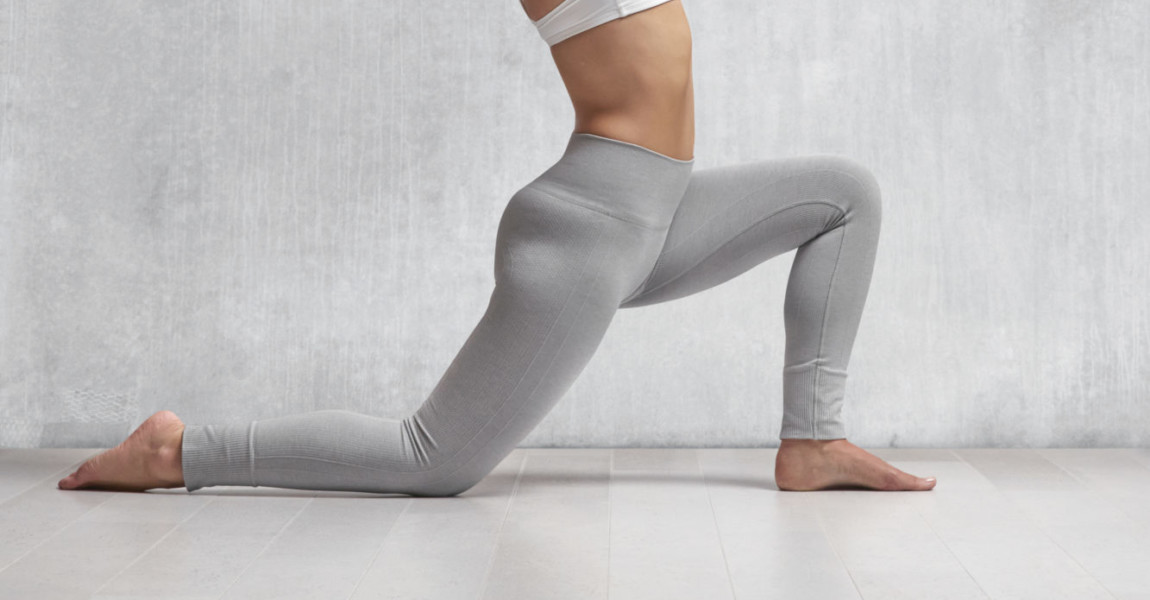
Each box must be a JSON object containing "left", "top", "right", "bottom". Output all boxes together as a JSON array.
[{"left": 619, "top": 155, "right": 863, "bottom": 308}]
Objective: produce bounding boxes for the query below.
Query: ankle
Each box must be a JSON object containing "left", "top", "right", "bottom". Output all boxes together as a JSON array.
[{"left": 149, "top": 427, "right": 185, "bottom": 484}]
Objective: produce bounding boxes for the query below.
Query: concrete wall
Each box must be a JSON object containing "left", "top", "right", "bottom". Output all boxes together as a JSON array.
[{"left": 2, "top": 0, "right": 1147, "bottom": 449}]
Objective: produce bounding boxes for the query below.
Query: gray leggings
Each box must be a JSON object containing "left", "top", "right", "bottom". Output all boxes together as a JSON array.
[{"left": 181, "top": 132, "right": 882, "bottom": 496}]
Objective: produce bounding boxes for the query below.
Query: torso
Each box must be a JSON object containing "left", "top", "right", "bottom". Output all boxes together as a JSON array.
[{"left": 520, "top": 0, "right": 694, "bottom": 161}]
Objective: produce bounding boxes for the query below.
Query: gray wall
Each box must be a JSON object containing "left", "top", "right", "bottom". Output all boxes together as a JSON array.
[{"left": 2, "top": 0, "right": 1147, "bottom": 449}]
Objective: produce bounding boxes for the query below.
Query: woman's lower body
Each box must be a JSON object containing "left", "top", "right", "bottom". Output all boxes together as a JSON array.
[{"left": 180, "top": 132, "right": 881, "bottom": 497}]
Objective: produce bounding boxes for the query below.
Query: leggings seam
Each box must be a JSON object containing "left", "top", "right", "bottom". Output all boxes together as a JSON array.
[
  {"left": 813, "top": 224, "right": 848, "bottom": 437},
  {"left": 662, "top": 167, "right": 864, "bottom": 256},
  {"left": 249, "top": 421, "right": 257, "bottom": 487},
  {"left": 257, "top": 456, "right": 422, "bottom": 473},
  {"left": 622, "top": 245, "right": 666, "bottom": 305},
  {"left": 416, "top": 227, "right": 618, "bottom": 490},
  {"left": 380, "top": 226, "right": 608, "bottom": 489},
  {"left": 633, "top": 200, "right": 846, "bottom": 302}
]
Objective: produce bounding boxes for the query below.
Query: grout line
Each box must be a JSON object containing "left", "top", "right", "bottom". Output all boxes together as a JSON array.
[
  {"left": 697, "top": 449, "right": 739, "bottom": 600},
  {"left": 953, "top": 450, "right": 1119, "bottom": 599},
  {"left": 947, "top": 447, "right": 1005, "bottom": 488},
  {"left": 215, "top": 495, "right": 317, "bottom": 599},
  {"left": 1031, "top": 447, "right": 1150, "bottom": 534},
  {"left": 474, "top": 449, "right": 528, "bottom": 600},
  {"left": 0, "top": 451, "right": 99, "bottom": 506},
  {"left": 1036, "top": 449, "right": 1094, "bottom": 487},
  {"left": 812, "top": 498, "right": 865, "bottom": 600},
  {"left": 90, "top": 494, "right": 219, "bottom": 597},
  {"left": 1045, "top": 450, "right": 1150, "bottom": 535},
  {"left": 0, "top": 458, "right": 121, "bottom": 575},
  {"left": 994, "top": 490, "right": 1120, "bottom": 599},
  {"left": 909, "top": 503, "right": 993, "bottom": 599},
  {"left": 1013, "top": 455, "right": 1125, "bottom": 600},
  {"left": 606, "top": 448, "right": 613, "bottom": 600},
  {"left": 345, "top": 496, "right": 416, "bottom": 600}
]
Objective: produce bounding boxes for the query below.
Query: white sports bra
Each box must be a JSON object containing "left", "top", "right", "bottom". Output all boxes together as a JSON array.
[{"left": 521, "top": 0, "right": 676, "bottom": 47}]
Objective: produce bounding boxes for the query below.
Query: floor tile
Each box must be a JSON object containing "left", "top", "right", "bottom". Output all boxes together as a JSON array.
[
  {"left": 349, "top": 449, "right": 526, "bottom": 600},
  {"left": 220, "top": 495, "right": 410, "bottom": 600},
  {"left": 914, "top": 490, "right": 1113, "bottom": 599},
  {"left": 94, "top": 496, "right": 312, "bottom": 598},
  {"left": 1002, "top": 490, "right": 1150, "bottom": 598},
  {"left": 0, "top": 447, "right": 1145, "bottom": 599},
  {"left": 954, "top": 449, "right": 1084, "bottom": 491},
  {"left": 814, "top": 492, "right": 988, "bottom": 599},
  {"left": 0, "top": 473, "right": 118, "bottom": 570},
  {"left": 698, "top": 448, "right": 861, "bottom": 599},
  {"left": 480, "top": 449, "right": 611, "bottom": 600},
  {"left": 0, "top": 449, "right": 98, "bottom": 504},
  {"left": 609, "top": 448, "right": 734, "bottom": 600}
]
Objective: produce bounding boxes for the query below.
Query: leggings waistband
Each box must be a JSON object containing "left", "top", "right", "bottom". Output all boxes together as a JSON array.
[{"left": 524, "top": 132, "right": 696, "bottom": 230}]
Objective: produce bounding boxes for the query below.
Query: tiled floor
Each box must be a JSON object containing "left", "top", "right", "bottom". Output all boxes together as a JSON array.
[{"left": 1, "top": 447, "right": 1148, "bottom": 599}]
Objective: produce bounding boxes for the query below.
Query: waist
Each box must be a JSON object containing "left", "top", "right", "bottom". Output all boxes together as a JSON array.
[
  {"left": 548, "top": 2, "right": 693, "bottom": 159},
  {"left": 526, "top": 132, "right": 695, "bottom": 229},
  {"left": 549, "top": 8, "right": 692, "bottom": 107}
]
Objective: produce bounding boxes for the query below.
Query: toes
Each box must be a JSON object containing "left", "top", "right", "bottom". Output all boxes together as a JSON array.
[
  {"left": 898, "top": 473, "right": 936, "bottom": 491},
  {"left": 878, "top": 470, "right": 930, "bottom": 491},
  {"left": 70, "top": 466, "right": 93, "bottom": 489},
  {"left": 61, "top": 454, "right": 104, "bottom": 490},
  {"left": 59, "top": 466, "right": 89, "bottom": 490},
  {"left": 879, "top": 471, "right": 906, "bottom": 491}
]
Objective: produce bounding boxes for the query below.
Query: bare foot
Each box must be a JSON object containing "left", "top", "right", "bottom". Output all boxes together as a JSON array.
[
  {"left": 58, "top": 410, "right": 186, "bottom": 492},
  {"left": 775, "top": 438, "right": 937, "bottom": 491}
]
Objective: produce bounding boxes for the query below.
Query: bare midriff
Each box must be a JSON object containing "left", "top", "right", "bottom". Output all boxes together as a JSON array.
[{"left": 520, "top": 0, "right": 694, "bottom": 161}]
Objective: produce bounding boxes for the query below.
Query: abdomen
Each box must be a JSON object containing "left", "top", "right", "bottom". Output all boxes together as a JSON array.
[{"left": 521, "top": 0, "right": 695, "bottom": 160}]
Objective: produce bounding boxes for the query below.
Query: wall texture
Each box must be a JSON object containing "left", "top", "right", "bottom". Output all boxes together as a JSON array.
[{"left": 2, "top": 0, "right": 1147, "bottom": 449}]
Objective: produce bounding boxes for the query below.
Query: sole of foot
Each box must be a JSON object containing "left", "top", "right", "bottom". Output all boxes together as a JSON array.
[
  {"left": 57, "top": 410, "right": 186, "bottom": 492},
  {"left": 775, "top": 438, "right": 937, "bottom": 491}
]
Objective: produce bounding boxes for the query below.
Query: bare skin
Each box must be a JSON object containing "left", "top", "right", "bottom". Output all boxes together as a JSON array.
[
  {"left": 776, "top": 439, "right": 936, "bottom": 491},
  {"left": 59, "top": 3, "right": 935, "bottom": 493},
  {"left": 523, "top": 0, "right": 695, "bottom": 160},
  {"left": 58, "top": 410, "right": 185, "bottom": 491}
]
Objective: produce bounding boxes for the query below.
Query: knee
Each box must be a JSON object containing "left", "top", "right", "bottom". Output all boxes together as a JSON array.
[
  {"left": 394, "top": 417, "right": 487, "bottom": 497},
  {"left": 821, "top": 155, "right": 882, "bottom": 223},
  {"left": 408, "top": 475, "right": 482, "bottom": 498},
  {"left": 402, "top": 463, "right": 485, "bottom": 497}
]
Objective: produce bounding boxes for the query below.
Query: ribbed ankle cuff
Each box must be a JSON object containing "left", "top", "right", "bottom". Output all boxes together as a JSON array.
[
  {"left": 779, "top": 364, "right": 848, "bottom": 440},
  {"left": 181, "top": 421, "right": 257, "bottom": 492}
]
